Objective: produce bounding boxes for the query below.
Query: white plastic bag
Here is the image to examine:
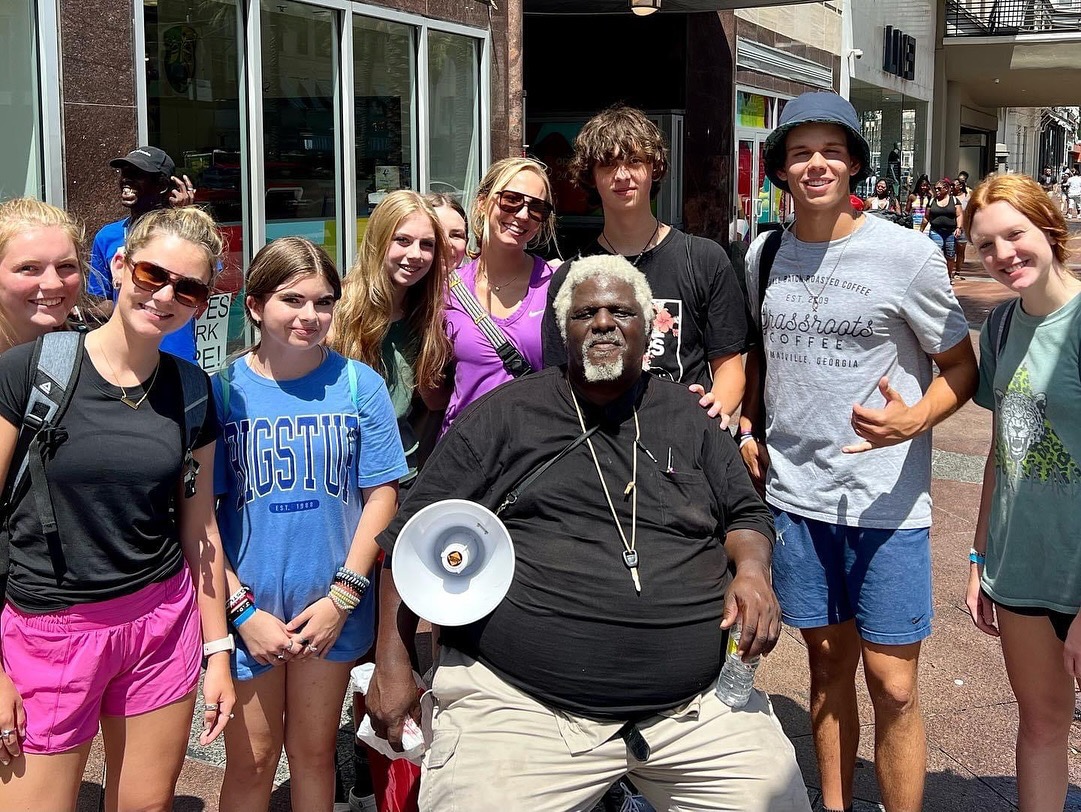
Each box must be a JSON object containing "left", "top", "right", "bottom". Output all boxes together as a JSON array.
[{"left": 350, "top": 662, "right": 433, "bottom": 765}]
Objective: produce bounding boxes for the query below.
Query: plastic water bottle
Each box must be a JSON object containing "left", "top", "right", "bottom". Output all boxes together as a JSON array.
[{"left": 714, "top": 624, "right": 760, "bottom": 708}]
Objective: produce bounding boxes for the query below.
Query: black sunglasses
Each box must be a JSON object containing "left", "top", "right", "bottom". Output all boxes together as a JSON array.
[
  {"left": 495, "top": 190, "right": 553, "bottom": 222},
  {"left": 128, "top": 260, "right": 211, "bottom": 308}
]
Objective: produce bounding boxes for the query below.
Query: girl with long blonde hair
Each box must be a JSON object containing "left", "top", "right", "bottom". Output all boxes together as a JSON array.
[
  {"left": 330, "top": 190, "right": 452, "bottom": 479},
  {"left": 440, "top": 157, "right": 557, "bottom": 434}
]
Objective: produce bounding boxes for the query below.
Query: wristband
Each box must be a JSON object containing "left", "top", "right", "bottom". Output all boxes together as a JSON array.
[
  {"left": 969, "top": 548, "right": 986, "bottom": 565},
  {"left": 232, "top": 606, "right": 256, "bottom": 628},
  {"left": 203, "top": 634, "right": 236, "bottom": 657},
  {"left": 739, "top": 434, "right": 757, "bottom": 449}
]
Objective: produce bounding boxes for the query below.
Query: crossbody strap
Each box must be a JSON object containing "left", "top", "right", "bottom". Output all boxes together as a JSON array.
[
  {"left": 496, "top": 423, "right": 600, "bottom": 516},
  {"left": 449, "top": 270, "right": 534, "bottom": 378}
]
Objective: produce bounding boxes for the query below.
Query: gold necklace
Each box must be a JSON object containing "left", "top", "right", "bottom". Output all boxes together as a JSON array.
[
  {"left": 569, "top": 389, "right": 642, "bottom": 594},
  {"left": 99, "top": 347, "right": 160, "bottom": 410},
  {"left": 483, "top": 260, "right": 527, "bottom": 294}
]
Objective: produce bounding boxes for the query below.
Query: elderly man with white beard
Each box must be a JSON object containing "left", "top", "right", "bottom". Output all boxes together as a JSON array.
[{"left": 366, "top": 254, "right": 810, "bottom": 812}]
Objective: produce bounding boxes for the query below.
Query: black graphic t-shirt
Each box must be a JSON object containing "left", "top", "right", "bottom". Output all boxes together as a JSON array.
[{"left": 541, "top": 228, "right": 750, "bottom": 388}]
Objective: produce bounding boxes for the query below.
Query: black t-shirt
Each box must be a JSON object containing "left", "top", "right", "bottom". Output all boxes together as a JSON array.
[
  {"left": 927, "top": 196, "right": 959, "bottom": 236},
  {"left": 541, "top": 228, "right": 751, "bottom": 388},
  {"left": 0, "top": 342, "right": 219, "bottom": 612},
  {"left": 379, "top": 368, "right": 774, "bottom": 719}
]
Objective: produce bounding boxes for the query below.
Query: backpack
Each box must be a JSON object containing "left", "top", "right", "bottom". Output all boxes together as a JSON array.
[{"left": 3, "top": 332, "right": 209, "bottom": 536}]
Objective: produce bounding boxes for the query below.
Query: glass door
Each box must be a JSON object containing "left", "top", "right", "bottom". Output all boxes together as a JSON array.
[{"left": 736, "top": 129, "right": 789, "bottom": 242}]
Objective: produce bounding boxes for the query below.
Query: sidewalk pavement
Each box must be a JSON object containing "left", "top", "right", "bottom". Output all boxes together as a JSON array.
[{"left": 75, "top": 227, "right": 1081, "bottom": 811}]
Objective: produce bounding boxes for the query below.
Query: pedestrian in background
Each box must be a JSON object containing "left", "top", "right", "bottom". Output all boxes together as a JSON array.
[
  {"left": 966, "top": 172, "right": 1081, "bottom": 812},
  {"left": 921, "top": 178, "right": 963, "bottom": 284},
  {"left": 952, "top": 176, "right": 972, "bottom": 282},
  {"left": 87, "top": 147, "right": 200, "bottom": 361}
]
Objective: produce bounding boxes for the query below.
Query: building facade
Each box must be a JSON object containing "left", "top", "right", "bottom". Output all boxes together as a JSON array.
[{"left": 4, "top": 0, "right": 518, "bottom": 366}]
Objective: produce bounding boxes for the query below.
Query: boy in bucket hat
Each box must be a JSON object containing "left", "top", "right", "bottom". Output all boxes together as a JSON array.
[
  {"left": 738, "top": 92, "right": 977, "bottom": 812},
  {"left": 87, "top": 146, "right": 199, "bottom": 360}
]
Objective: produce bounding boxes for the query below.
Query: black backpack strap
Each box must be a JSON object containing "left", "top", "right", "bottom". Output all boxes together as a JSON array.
[
  {"left": 173, "top": 356, "right": 209, "bottom": 498},
  {"left": 449, "top": 270, "right": 534, "bottom": 378},
  {"left": 987, "top": 299, "right": 1018, "bottom": 362},
  {"left": 756, "top": 229, "right": 784, "bottom": 324},
  {"left": 8, "top": 332, "right": 84, "bottom": 536}
]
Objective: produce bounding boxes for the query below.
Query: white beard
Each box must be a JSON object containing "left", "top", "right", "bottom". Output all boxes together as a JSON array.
[{"left": 582, "top": 352, "right": 625, "bottom": 382}]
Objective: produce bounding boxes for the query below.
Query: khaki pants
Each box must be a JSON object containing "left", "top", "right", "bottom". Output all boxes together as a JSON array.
[{"left": 421, "top": 649, "right": 810, "bottom": 812}]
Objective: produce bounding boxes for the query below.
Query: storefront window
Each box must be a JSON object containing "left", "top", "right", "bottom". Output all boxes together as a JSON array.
[
  {"left": 261, "top": 1, "right": 339, "bottom": 264},
  {"left": 428, "top": 31, "right": 480, "bottom": 203},
  {"left": 737, "top": 91, "right": 769, "bottom": 129},
  {"left": 355, "top": 16, "right": 415, "bottom": 223},
  {"left": 0, "top": 0, "right": 43, "bottom": 199},
  {"left": 146, "top": 0, "right": 245, "bottom": 370}
]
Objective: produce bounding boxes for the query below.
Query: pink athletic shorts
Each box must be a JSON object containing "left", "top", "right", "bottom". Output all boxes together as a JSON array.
[{"left": 0, "top": 566, "right": 201, "bottom": 754}]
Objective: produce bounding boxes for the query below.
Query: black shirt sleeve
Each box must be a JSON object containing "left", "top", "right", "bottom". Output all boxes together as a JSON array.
[
  {"left": 703, "top": 423, "right": 774, "bottom": 544},
  {"left": 693, "top": 237, "right": 751, "bottom": 359},
  {"left": 0, "top": 342, "right": 34, "bottom": 430}
]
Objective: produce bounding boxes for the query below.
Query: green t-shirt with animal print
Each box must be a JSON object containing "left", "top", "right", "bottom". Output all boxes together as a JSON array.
[{"left": 975, "top": 291, "right": 1081, "bottom": 614}]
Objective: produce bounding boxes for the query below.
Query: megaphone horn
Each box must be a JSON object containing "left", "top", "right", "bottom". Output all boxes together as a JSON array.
[{"left": 393, "top": 499, "right": 516, "bottom": 626}]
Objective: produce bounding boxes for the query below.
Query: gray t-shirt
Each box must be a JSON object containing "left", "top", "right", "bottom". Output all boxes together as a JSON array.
[
  {"left": 746, "top": 215, "right": 970, "bottom": 529},
  {"left": 975, "top": 293, "right": 1081, "bottom": 613}
]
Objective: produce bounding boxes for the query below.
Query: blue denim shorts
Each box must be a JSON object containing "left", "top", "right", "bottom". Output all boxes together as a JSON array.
[
  {"left": 771, "top": 509, "right": 933, "bottom": 646},
  {"left": 929, "top": 230, "right": 956, "bottom": 259}
]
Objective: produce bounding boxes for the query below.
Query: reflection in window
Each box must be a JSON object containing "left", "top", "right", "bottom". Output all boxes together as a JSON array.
[
  {"left": 428, "top": 32, "right": 480, "bottom": 204},
  {"left": 146, "top": 0, "right": 245, "bottom": 369},
  {"left": 261, "top": 1, "right": 338, "bottom": 264},
  {"left": 355, "top": 16, "right": 415, "bottom": 217},
  {"left": 0, "top": 1, "right": 43, "bottom": 199}
]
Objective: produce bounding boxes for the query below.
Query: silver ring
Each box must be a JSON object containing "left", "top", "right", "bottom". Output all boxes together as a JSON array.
[
  {"left": 307, "top": 645, "right": 319, "bottom": 653},
  {"left": 0, "top": 729, "right": 13, "bottom": 738},
  {"left": 275, "top": 653, "right": 286, "bottom": 661},
  {"left": 203, "top": 703, "right": 219, "bottom": 711},
  {"left": 229, "top": 713, "right": 235, "bottom": 719}
]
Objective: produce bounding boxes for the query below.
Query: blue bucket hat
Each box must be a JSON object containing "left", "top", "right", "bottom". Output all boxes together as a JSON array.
[{"left": 763, "top": 92, "right": 871, "bottom": 193}]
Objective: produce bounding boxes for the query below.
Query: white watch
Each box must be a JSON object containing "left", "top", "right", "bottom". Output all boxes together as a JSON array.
[{"left": 202, "top": 634, "right": 236, "bottom": 657}]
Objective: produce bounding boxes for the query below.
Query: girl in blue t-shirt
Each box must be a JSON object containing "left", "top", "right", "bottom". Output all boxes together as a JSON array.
[
  {"left": 214, "top": 237, "right": 407, "bottom": 811},
  {"left": 966, "top": 173, "right": 1081, "bottom": 812}
]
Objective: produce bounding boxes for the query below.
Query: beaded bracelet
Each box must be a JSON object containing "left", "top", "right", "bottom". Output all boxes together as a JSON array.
[
  {"left": 335, "top": 566, "right": 370, "bottom": 593},
  {"left": 328, "top": 583, "right": 361, "bottom": 612}
]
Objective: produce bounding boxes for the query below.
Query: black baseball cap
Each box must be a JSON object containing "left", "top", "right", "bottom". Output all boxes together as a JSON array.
[
  {"left": 763, "top": 92, "right": 871, "bottom": 193},
  {"left": 110, "top": 146, "right": 176, "bottom": 178}
]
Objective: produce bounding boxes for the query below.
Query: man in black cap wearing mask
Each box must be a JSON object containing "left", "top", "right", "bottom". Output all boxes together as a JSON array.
[
  {"left": 738, "top": 92, "right": 977, "bottom": 812},
  {"left": 88, "top": 146, "right": 199, "bottom": 360}
]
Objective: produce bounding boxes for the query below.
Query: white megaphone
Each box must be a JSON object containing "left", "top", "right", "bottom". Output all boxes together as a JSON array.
[{"left": 393, "top": 499, "right": 515, "bottom": 626}]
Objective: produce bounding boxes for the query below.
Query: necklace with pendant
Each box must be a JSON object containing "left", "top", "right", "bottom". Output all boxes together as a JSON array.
[
  {"left": 99, "top": 347, "right": 160, "bottom": 410},
  {"left": 569, "top": 389, "right": 643, "bottom": 594},
  {"left": 795, "top": 218, "right": 860, "bottom": 312},
  {"left": 601, "top": 218, "right": 661, "bottom": 268}
]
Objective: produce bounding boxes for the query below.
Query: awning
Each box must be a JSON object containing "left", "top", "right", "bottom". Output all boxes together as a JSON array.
[{"left": 524, "top": 0, "right": 816, "bottom": 14}]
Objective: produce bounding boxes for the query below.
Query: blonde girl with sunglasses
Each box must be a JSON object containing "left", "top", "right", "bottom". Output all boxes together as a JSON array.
[
  {"left": 0, "top": 206, "right": 234, "bottom": 811},
  {"left": 439, "top": 157, "right": 558, "bottom": 434}
]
